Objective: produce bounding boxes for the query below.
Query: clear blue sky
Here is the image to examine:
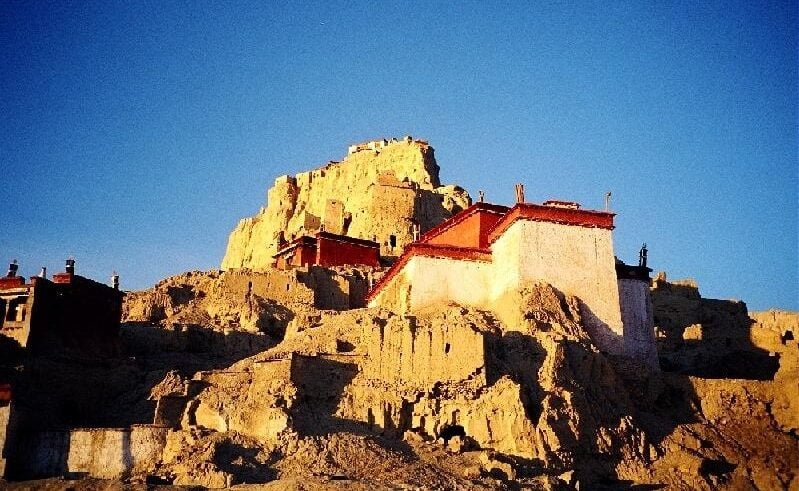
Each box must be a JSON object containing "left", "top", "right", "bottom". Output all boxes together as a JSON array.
[{"left": 1, "top": 1, "right": 796, "bottom": 311}]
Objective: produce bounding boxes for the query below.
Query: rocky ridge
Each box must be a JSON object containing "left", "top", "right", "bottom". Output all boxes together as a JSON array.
[
  {"left": 221, "top": 138, "right": 471, "bottom": 269},
  {"left": 112, "top": 272, "right": 798, "bottom": 488}
]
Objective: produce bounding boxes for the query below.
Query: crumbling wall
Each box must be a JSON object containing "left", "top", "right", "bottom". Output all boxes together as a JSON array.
[
  {"left": 180, "top": 366, "right": 295, "bottom": 442},
  {"left": 340, "top": 292, "right": 648, "bottom": 469},
  {"left": 651, "top": 275, "right": 770, "bottom": 378},
  {"left": 130, "top": 424, "right": 170, "bottom": 474},
  {"left": 651, "top": 275, "right": 752, "bottom": 346},
  {"left": 0, "top": 287, "right": 34, "bottom": 348},
  {"left": 123, "top": 269, "right": 314, "bottom": 330},
  {"left": 67, "top": 428, "right": 130, "bottom": 479},
  {"left": 123, "top": 268, "right": 373, "bottom": 336},
  {"left": 361, "top": 312, "right": 487, "bottom": 387},
  {"left": 750, "top": 310, "right": 799, "bottom": 350},
  {"left": 409, "top": 377, "right": 539, "bottom": 458},
  {"left": 749, "top": 311, "right": 799, "bottom": 433}
]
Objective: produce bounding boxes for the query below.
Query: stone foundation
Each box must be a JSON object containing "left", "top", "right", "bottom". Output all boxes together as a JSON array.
[{"left": 9, "top": 425, "right": 169, "bottom": 480}]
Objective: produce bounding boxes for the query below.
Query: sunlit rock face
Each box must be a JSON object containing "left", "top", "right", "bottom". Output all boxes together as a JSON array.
[{"left": 221, "top": 138, "right": 470, "bottom": 270}]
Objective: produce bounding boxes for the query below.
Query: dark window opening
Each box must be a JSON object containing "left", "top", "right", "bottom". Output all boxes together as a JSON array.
[
  {"left": 439, "top": 424, "right": 465, "bottom": 442},
  {"left": 6, "top": 297, "right": 27, "bottom": 322},
  {"left": 336, "top": 340, "right": 355, "bottom": 352},
  {"left": 444, "top": 343, "right": 451, "bottom": 354},
  {"left": 389, "top": 235, "right": 397, "bottom": 248}
]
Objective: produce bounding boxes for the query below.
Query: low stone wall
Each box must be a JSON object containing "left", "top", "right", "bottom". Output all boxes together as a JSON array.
[
  {"left": 11, "top": 430, "right": 69, "bottom": 478},
  {"left": 130, "top": 425, "right": 170, "bottom": 474},
  {"left": 11, "top": 425, "right": 169, "bottom": 480},
  {"left": 67, "top": 428, "right": 130, "bottom": 479}
]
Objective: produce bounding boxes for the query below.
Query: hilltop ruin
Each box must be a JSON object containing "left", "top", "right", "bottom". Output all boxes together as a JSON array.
[
  {"left": 221, "top": 137, "right": 471, "bottom": 269},
  {"left": 0, "top": 137, "right": 796, "bottom": 489}
]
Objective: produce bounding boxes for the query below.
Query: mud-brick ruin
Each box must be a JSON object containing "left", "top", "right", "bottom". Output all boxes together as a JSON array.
[{"left": 0, "top": 137, "right": 797, "bottom": 489}]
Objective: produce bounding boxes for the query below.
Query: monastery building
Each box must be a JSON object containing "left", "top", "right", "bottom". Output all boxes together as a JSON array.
[{"left": 367, "top": 198, "right": 658, "bottom": 367}]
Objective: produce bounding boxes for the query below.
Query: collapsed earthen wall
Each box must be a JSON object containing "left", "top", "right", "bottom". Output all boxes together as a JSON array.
[
  {"left": 349, "top": 182, "right": 416, "bottom": 256},
  {"left": 123, "top": 268, "right": 373, "bottom": 332},
  {"left": 67, "top": 428, "right": 131, "bottom": 478},
  {"left": 362, "top": 315, "right": 486, "bottom": 387}
]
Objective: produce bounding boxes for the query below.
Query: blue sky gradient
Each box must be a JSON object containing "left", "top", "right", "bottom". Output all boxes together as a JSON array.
[{"left": 1, "top": 1, "right": 796, "bottom": 310}]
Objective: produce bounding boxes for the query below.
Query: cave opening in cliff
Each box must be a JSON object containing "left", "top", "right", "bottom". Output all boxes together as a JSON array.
[{"left": 439, "top": 424, "right": 465, "bottom": 442}]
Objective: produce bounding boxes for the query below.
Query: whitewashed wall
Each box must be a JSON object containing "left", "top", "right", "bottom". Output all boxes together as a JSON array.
[{"left": 493, "top": 220, "right": 624, "bottom": 355}]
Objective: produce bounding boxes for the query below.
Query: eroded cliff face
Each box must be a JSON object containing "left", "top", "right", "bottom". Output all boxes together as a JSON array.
[
  {"left": 119, "top": 277, "right": 797, "bottom": 489},
  {"left": 6, "top": 267, "right": 798, "bottom": 489},
  {"left": 143, "top": 284, "right": 658, "bottom": 487},
  {"left": 221, "top": 139, "right": 471, "bottom": 270}
]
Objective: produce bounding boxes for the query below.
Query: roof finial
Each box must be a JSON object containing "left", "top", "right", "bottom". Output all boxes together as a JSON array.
[
  {"left": 514, "top": 183, "right": 525, "bottom": 204},
  {"left": 7, "top": 259, "right": 18, "bottom": 278},
  {"left": 639, "top": 243, "right": 648, "bottom": 268}
]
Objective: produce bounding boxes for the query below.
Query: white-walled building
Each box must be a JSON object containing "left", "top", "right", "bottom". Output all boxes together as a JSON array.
[{"left": 367, "top": 200, "right": 658, "bottom": 367}]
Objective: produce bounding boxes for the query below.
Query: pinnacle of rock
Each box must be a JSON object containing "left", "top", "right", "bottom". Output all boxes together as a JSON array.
[{"left": 221, "top": 138, "right": 471, "bottom": 270}]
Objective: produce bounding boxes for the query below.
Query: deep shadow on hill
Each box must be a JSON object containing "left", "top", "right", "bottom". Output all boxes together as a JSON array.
[
  {"left": 3, "top": 322, "right": 278, "bottom": 480},
  {"left": 651, "top": 278, "right": 779, "bottom": 381}
]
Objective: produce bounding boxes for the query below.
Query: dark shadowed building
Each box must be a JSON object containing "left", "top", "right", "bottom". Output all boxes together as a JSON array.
[{"left": 0, "top": 260, "right": 122, "bottom": 358}]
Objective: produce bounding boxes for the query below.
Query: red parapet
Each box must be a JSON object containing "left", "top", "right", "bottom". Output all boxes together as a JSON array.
[
  {"left": 52, "top": 272, "right": 74, "bottom": 284},
  {"left": 0, "top": 276, "right": 25, "bottom": 290},
  {"left": 488, "top": 203, "right": 615, "bottom": 244}
]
